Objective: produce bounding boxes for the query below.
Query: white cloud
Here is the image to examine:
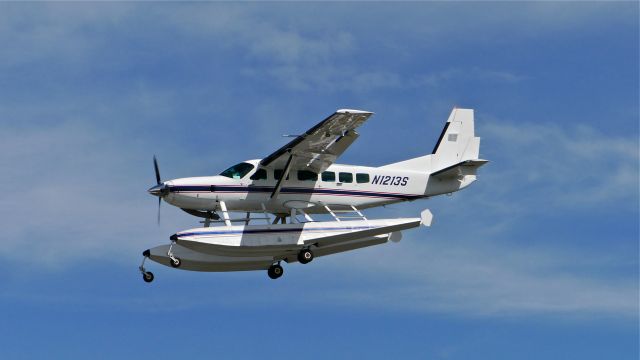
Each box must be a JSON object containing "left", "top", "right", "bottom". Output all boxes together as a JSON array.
[
  {"left": 0, "top": 3, "right": 625, "bottom": 93},
  {"left": 0, "top": 3, "right": 136, "bottom": 68},
  {"left": 0, "top": 99, "right": 202, "bottom": 267},
  {"left": 309, "top": 237, "right": 638, "bottom": 318},
  {"left": 479, "top": 120, "right": 639, "bottom": 209},
  {"left": 0, "top": 122, "right": 142, "bottom": 265},
  {"left": 0, "top": 3, "right": 635, "bottom": 322}
]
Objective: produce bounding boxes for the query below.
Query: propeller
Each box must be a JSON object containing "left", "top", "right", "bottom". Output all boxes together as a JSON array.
[
  {"left": 154, "top": 155, "right": 161, "bottom": 185},
  {"left": 154, "top": 155, "right": 161, "bottom": 224},
  {"left": 157, "top": 196, "right": 161, "bottom": 225},
  {"left": 149, "top": 155, "right": 169, "bottom": 225}
]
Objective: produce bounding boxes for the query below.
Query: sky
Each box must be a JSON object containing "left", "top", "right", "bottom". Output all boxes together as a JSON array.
[{"left": 0, "top": 2, "right": 638, "bottom": 359}]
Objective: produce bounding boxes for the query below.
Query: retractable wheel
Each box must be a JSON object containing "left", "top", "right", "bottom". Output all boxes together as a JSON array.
[
  {"left": 297, "top": 248, "right": 314, "bottom": 264},
  {"left": 267, "top": 264, "right": 284, "bottom": 279},
  {"left": 170, "top": 256, "right": 181, "bottom": 268},
  {"left": 142, "top": 271, "right": 154, "bottom": 283}
]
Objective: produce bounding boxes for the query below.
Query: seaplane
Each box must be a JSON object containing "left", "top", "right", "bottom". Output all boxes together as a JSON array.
[{"left": 140, "top": 108, "right": 487, "bottom": 281}]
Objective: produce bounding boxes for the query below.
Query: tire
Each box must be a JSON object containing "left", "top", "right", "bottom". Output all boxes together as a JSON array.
[
  {"left": 170, "top": 257, "right": 181, "bottom": 268},
  {"left": 268, "top": 264, "right": 284, "bottom": 279},
  {"left": 297, "top": 249, "right": 314, "bottom": 264},
  {"left": 143, "top": 271, "right": 154, "bottom": 283}
]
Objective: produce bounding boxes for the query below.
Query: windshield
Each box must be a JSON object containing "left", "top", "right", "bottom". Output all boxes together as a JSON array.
[{"left": 220, "top": 162, "right": 255, "bottom": 179}]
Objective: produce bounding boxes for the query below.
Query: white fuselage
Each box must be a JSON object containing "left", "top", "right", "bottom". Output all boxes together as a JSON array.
[
  {"left": 139, "top": 108, "right": 485, "bottom": 279},
  {"left": 161, "top": 159, "right": 444, "bottom": 214}
]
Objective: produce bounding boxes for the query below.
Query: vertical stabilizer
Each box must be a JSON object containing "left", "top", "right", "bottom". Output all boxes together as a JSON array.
[
  {"left": 379, "top": 108, "right": 482, "bottom": 173},
  {"left": 431, "top": 108, "right": 479, "bottom": 170}
]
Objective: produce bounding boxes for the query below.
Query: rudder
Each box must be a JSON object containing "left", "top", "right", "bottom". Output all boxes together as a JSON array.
[{"left": 431, "top": 108, "right": 479, "bottom": 170}]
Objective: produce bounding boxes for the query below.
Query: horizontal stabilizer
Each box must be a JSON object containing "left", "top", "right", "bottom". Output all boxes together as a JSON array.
[{"left": 430, "top": 159, "right": 488, "bottom": 180}]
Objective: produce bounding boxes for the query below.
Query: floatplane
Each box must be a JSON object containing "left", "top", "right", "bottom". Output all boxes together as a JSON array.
[{"left": 140, "top": 108, "right": 487, "bottom": 281}]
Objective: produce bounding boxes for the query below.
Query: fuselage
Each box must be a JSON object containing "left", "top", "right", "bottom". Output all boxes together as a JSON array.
[
  {"left": 140, "top": 108, "right": 485, "bottom": 281},
  {"left": 160, "top": 159, "right": 435, "bottom": 215}
]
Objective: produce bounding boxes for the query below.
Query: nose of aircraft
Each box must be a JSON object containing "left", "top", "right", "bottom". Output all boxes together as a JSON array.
[{"left": 148, "top": 183, "right": 169, "bottom": 197}]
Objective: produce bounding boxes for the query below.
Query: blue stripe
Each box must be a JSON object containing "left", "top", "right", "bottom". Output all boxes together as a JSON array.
[
  {"left": 169, "top": 185, "right": 421, "bottom": 200},
  {"left": 171, "top": 185, "right": 211, "bottom": 192},
  {"left": 178, "top": 225, "right": 374, "bottom": 238}
]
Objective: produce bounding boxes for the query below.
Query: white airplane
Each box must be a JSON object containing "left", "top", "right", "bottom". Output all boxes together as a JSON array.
[{"left": 140, "top": 108, "right": 486, "bottom": 281}]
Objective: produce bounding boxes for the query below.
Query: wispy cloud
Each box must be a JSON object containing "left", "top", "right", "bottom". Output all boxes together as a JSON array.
[
  {"left": 310, "top": 237, "right": 638, "bottom": 319},
  {"left": 479, "top": 120, "right": 639, "bottom": 209},
  {"left": 0, "top": 2, "right": 636, "bottom": 323},
  {"left": 0, "top": 2, "right": 625, "bottom": 94},
  {"left": 139, "top": 3, "right": 622, "bottom": 93},
  {"left": 0, "top": 122, "right": 143, "bottom": 265},
  {"left": 0, "top": 112, "right": 202, "bottom": 267}
]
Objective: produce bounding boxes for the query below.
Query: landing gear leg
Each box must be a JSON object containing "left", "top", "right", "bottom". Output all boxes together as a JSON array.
[
  {"left": 267, "top": 262, "right": 284, "bottom": 280},
  {"left": 167, "top": 242, "right": 181, "bottom": 268},
  {"left": 139, "top": 250, "right": 154, "bottom": 283}
]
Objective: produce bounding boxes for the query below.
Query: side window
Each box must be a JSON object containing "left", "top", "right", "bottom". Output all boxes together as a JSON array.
[
  {"left": 339, "top": 172, "right": 353, "bottom": 183},
  {"left": 250, "top": 168, "right": 267, "bottom": 180},
  {"left": 322, "top": 171, "right": 335, "bottom": 182},
  {"left": 297, "top": 170, "right": 318, "bottom": 181},
  {"left": 356, "top": 173, "right": 370, "bottom": 184},
  {"left": 274, "top": 169, "right": 289, "bottom": 180}
]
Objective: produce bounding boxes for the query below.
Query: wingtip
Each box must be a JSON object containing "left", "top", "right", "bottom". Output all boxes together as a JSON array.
[
  {"left": 336, "top": 108, "right": 374, "bottom": 114},
  {"left": 420, "top": 209, "right": 434, "bottom": 227}
]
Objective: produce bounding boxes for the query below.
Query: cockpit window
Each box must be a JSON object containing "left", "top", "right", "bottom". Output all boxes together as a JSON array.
[{"left": 220, "top": 162, "right": 255, "bottom": 179}]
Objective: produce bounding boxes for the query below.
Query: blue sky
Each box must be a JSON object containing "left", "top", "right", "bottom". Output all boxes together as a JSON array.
[{"left": 0, "top": 2, "right": 638, "bottom": 359}]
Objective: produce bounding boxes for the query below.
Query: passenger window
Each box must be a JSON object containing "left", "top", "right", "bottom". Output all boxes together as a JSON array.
[
  {"left": 297, "top": 170, "right": 318, "bottom": 181},
  {"left": 274, "top": 169, "right": 289, "bottom": 180},
  {"left": 250, "top": 168, "right": 267, "bottom": 180},
  {"left": 339, "top": 172, "right": 353, "bottom": 183},
  {"left": 356, "top": 173, "right": 370, "bottom": 184},
  {"left": 322, "top": 171, "right": 335, "bottom": 182}
]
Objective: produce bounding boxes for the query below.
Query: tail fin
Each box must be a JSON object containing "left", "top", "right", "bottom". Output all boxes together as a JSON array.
[
  {"left": 426, "top": 108, "right": 487, "bottom": 195},
  {"left": 380, "top": 108, "right": 486, "bottom": 196},
  {"left": 431, "top": 108, "right": 480, "bottom": 170},
  {"left": 380, "top": 108, "right": 482, "bottom": 171}
]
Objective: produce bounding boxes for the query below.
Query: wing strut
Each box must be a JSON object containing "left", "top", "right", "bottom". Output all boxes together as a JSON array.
[
  {"left": 270, "top": 153, "right": 295, "bottom": 199},
  {"left": 219, "top": 200, "right": 232, "bottom": 227}
]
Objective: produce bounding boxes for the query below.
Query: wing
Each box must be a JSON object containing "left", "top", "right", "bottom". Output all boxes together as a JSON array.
[{"left": 259, "top": 109, "right": 373, "bottom": 173}]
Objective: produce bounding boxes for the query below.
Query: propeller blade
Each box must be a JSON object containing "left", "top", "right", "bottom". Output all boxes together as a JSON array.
[
  {"left": 157, "top": 196, "right": 162, "bottom": 225},
  {"left": 153, "top": 155, "right": 161, "bottom": 185}
]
